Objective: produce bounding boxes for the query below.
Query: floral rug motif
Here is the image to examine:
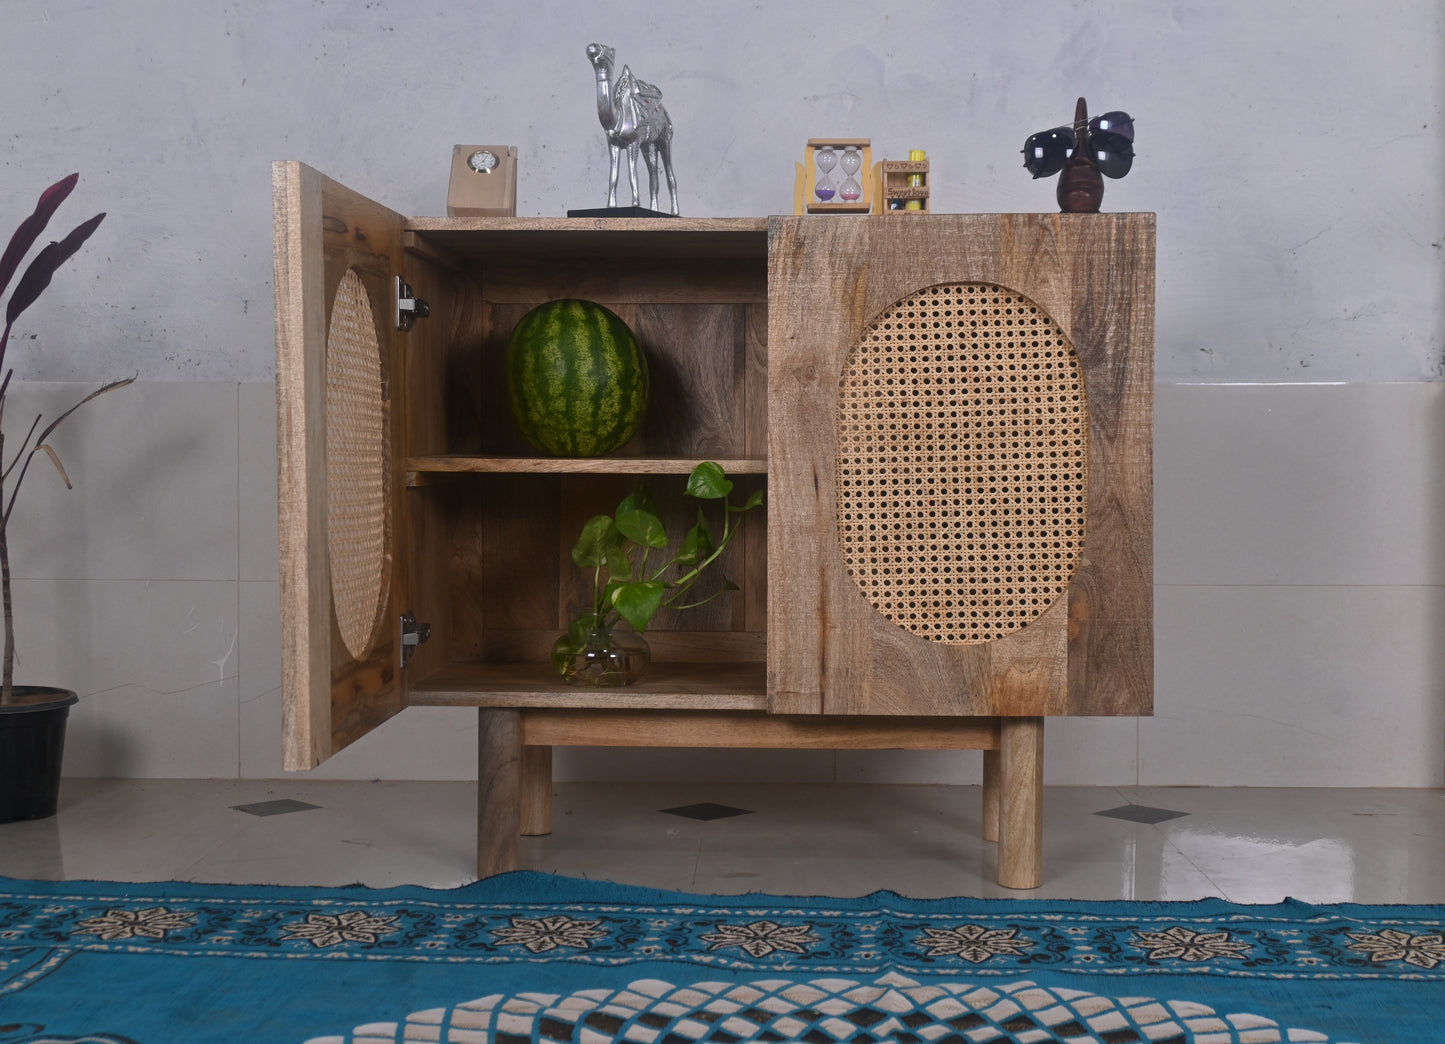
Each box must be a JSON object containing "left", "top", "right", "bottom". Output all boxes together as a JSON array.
[{"left": 0, "top": 871, "right": 1441, "bottom": 1043}]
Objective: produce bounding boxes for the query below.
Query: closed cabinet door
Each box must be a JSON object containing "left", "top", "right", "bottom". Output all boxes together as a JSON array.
[{"left": 766, "top": 214, "right": 1154, "bottom": 719}]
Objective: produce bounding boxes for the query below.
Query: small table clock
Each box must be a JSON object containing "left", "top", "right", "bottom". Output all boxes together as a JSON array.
[{"left": 446, "top": 145, "right": 518, "bottom": 217}]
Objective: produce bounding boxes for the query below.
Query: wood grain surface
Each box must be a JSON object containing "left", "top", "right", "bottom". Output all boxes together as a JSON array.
[
  {"left": 273, "top": 162, "right": 408, "bottom": 769},
  {"left": 767, "top": 214, "right": 1153, "bottom": 718},
  {"left": 477, "top": 709, "right": 521, "bottom": 875},
  {"left": 998, "top": 717, "right": 1044, "bottom": 889}
]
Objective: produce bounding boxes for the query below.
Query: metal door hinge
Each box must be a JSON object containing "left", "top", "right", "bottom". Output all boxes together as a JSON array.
[
  {"left": 400, "top": 611, "right": 432, "bottom": 668},
  {"left": 395, "top": 276, "right": 430, "bottom": 331}
]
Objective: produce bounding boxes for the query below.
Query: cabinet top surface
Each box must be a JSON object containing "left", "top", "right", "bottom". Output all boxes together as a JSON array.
[
  {"left": 404, "top": 216, "right": 768, "bottom": 261},
  {"left": 400, "top": 213, "right": 1154, "bottom": 263},
  {"left": 407, "top": 215, "right": 770, "bottom": 232}
]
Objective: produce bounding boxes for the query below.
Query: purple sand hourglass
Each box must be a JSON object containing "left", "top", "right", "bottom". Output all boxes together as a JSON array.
[{"left": 813, "top": 146, "right": 838, "bottom": 203}]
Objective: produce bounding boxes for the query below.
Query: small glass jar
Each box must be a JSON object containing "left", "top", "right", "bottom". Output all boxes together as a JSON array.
[{"left": 551, "top": 610, "right": 651, "bottom": 686}]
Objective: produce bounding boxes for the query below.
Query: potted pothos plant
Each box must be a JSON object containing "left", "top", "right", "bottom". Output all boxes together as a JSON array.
[
  {"left": 0, "top": 173, "right": 132, "bottom": 822},
  {"left": 553, "top": 461, "right": 763, "bottom": 686}
]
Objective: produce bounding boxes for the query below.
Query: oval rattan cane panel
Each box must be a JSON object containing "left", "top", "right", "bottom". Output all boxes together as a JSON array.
[
  {"left": 836, "top": 282, "right": 1087, "bottom": 644},
  {"left": 325, "top": 268, "right": 391, "bottom": 660}
]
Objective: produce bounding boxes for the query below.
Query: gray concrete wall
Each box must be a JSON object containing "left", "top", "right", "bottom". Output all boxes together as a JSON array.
[
  {"left": 0, "top": 2, "right": 1441, "bottom": 787},
  {"left": 1, "top": 0, "right": 1440, "bottom": 383}
]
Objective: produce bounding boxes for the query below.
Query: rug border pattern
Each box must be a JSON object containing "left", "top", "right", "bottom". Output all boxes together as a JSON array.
[{"left": 2, "top": 883, "right": 1441, "bottom": 983}]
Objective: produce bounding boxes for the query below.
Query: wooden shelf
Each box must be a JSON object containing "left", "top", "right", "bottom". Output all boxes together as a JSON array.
[
  {"left": 407, "top": 660, "right": 769, "bottom": 710},
  {"left": 404, "top": 216, "right": 769, "bottom": 262},
  {"left": 407, "top": 455, "right": 767, "bottom": 481}
]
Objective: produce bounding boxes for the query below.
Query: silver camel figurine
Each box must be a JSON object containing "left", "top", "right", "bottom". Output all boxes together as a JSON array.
[{"left": 586, "top": 43, "right": 678, "bottom": 215}]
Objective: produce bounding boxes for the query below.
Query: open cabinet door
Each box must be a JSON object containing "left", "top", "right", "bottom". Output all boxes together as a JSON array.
[{"left": 273, "top": 161, "right": 409, "bottom": 770}]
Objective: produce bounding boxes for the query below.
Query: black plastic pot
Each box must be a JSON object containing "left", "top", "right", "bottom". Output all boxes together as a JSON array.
[{"left": 0, "top": 686, "right": 78, "bottom": 823}]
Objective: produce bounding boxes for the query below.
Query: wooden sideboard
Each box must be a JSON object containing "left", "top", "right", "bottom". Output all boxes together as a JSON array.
[{"left": 272, "top": 161, "right": 1154, "bottom": 889}]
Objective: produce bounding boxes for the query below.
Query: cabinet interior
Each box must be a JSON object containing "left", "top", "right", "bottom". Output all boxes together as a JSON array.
[{"left": 394, "top": 221, "right": 771, "bottom": 709}]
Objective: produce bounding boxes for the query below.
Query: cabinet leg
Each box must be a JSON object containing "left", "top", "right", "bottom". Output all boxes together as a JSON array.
[
  {"left": 478, "top": 708, "right": 522, "bottom": 878},
  {"left": 981, "top": 748, "right": 1000, "bottom": 843},
  {"left": 997, "top": 717, "right": 1043, "bottom": 890},
  {"left": 521, "top": 744, "right": 553, "bottom": 836}
]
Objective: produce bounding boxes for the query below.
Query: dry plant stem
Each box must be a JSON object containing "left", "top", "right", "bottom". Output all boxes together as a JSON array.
[
  {"left": 0, "top": 377, "right": 134, "bottom": 529},
  {"left": 0, "top": 533, "right": 11, "bottom": 700},
  {"left": 0, "top": 428, "right": 9, "bottom": 701},
  {"left": 0, "top": 375, "right": 134, "bottom": 706}
]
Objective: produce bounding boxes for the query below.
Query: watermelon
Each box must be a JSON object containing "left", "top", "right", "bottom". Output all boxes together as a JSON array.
[{"left": 506, "top": 299, "right": 650, "bottom": 457}]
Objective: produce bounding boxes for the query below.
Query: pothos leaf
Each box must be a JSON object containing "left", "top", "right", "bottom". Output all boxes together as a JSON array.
[
  {"left": 610, "top": 580, "right": 666, "bottom": 634},
  {"left": 603, "top": 542, "right": 635, "bottom": 582},
  {"left": 677, "top": 511, "right": 716, "bottom": 566},
  {"left": 617, "top": 484, "right": 658, "bottom": 518},
  {"left": 685, "top": 460, "right": 732, "bottom": 499},
  {"left": 572, "top": 514, "right": 619, "bottom": 568},
  {"left": 616, "top": 504, "right": 666, "bottom": 549}
]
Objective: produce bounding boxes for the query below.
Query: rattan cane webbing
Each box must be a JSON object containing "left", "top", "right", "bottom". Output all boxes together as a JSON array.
[
  {"left": 325, "top": 268, "right": 391, "bottom": 660},
  {"left": 836, "top": 282, "right": 1087, "bottom": 644}
]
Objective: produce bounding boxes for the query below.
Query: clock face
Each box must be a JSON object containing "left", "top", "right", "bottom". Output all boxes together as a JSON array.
[{"left": 467, "top": 149, "right": 499, "bottom": 174}]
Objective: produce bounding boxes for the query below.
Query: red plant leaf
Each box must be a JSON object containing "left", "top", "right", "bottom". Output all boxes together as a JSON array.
[
  {"left": 4, "top": 211, "right": 105, "bottom": 326},
  {"left": 0, "top": 173, "right": 79, "bottom": 301}
]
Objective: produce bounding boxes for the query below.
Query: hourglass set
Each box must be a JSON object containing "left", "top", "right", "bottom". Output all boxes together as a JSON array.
[
  {"left": 796, "top": 138, "right": 875, "bottom": 214},
  {"left": 813, "top": 142, "right": 868, "bottom": 207}
]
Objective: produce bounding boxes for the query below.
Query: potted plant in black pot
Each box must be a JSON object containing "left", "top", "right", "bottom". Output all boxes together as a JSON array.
[{"left": 0, "top": 173, "right": 131, "bottom": 822}]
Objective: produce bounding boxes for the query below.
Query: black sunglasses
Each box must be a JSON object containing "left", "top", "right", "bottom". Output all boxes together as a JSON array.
[{"left": 1022, "top": 111, "right": 1135, "bottom": 180}]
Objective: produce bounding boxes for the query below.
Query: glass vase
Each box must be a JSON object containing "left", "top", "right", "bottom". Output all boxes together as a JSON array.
[{"left": 552, "top": 610, "right": 651, "bottom": 686}]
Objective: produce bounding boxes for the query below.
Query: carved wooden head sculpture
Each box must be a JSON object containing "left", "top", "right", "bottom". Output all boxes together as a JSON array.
[{"left": 1023, "top": 97, "right": 1135, "bottom": 213}]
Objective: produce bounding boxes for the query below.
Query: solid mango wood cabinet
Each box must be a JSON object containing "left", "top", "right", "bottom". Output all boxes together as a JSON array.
[{"left": 272, "top": 161, "right": 1155, "bottom": 889}]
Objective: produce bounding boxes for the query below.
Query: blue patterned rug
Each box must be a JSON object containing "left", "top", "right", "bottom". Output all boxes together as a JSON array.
[{"left": 1, "top": 872, "right": 1442, "bottom": 1043}]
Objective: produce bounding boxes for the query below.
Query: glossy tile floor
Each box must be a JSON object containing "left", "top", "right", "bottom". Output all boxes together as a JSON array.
[{"left": 1, "top": 779, "right": 1442, "bottom": 903}]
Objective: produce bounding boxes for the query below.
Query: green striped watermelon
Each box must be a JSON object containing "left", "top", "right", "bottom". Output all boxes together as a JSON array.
[{"left": 506, "top": 299, "right": 650, "bottom": 457}]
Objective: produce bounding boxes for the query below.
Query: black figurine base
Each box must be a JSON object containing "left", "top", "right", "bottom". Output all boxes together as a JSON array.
[{"left": 566, "top": 206, "right": 677, "bottom": 218}]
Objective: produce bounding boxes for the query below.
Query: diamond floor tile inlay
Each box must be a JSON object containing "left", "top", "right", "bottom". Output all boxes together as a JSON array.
[
  {"left": 230, "top": 799, "right": 322, "bottom": 817},
  {"left": 660, "top": 802, "right": 754, "bottom": 821},
  {"left": 1093, "top": 803, "right": 1189, "bottom": 824}
]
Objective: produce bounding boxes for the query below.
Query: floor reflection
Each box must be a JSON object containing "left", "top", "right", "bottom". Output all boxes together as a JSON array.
[{"left": 0, "top": 779, "right": 1441, "bottom": 902}]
